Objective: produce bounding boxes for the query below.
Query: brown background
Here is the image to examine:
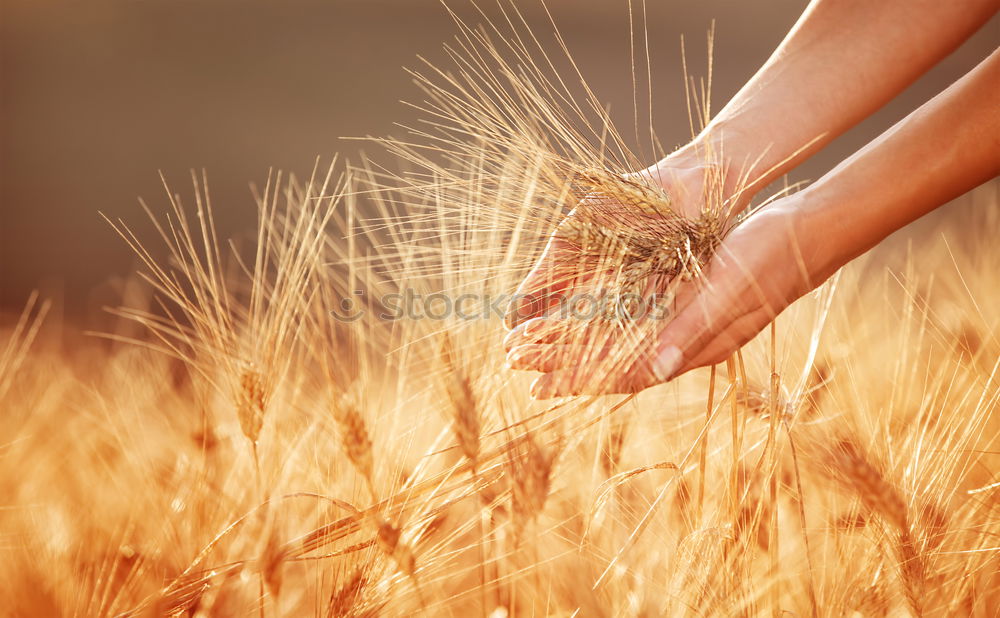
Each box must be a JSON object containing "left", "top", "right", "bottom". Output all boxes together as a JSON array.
[{"left": 1, "top": 0, "right": 997, "bottom": 322}]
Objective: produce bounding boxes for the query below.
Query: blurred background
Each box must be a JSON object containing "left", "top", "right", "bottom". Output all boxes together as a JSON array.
[{"left": 1, "top": 0, "right": 997, "bottom": 324}]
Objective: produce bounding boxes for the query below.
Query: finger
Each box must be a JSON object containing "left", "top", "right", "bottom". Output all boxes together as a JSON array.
[
  {"left": 503, "top": 316, "right": 619, "bottom": 351},
  {"left": 642, "top": 279, "right": 746, "bottom": 384},
  {"left": 504, "top": 274, "right": 561, "bottom": 331},
  {"left": 505, "top": 239, "right": 578, "bottom": 329},
  {"left": 515, "top": 298, "right": 699, "bottom": 398},
  {"left": 529, "top": 333, "right": 662, "bottom": 398},
  {"left": 507, "top": 343, "right": 581, "bottom": 372},
  {"left": 523, "top": 292, "right": 725, "bottom": 399},
  {"left": 502, "top": 319, "right": 531, "bottom": 352},
  {"left": 529, "top": 356, "right": 653, "bottom": 398},
  {"left": 503, "top": 317, "right": 571, "bottom": 351},
  {"left": 508, "top": 323, "right": 633, "bottom": 372}
]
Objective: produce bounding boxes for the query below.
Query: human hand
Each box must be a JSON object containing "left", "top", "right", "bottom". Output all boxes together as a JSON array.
[
  {"left": 504, "top": 200, "right": 829, "bottom": 398},
  {"left": 503, "top": 152, "right": 749, "bottom": 330}
]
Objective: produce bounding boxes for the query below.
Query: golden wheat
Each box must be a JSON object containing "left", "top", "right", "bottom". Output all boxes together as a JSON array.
[{"left": 0, "top": 3, "right": 997, "bottom": 617}]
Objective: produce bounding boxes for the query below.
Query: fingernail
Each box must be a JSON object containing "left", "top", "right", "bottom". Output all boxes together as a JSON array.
[
  {"left": 651, "top": 345, "right": 682, "bottom": 382},
  {"left": 505, "top": 348, "right": 520, "bottom": 369},
  {"left": 502, "top": 325, "right": 524, "bottom": 349},
  {"left": 503, "top": 302, "right": 519, "bottom": 330},
  {"left": 529, "top": 377, "right": 550, "bottom": 399}
]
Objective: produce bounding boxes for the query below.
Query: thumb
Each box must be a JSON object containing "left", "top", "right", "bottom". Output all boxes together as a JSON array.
[{"left": 645, "top": 282, "right": 730, "bottom": 383}]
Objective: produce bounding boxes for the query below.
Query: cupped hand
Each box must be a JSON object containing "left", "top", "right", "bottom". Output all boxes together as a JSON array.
[
  {"left": 504, "top": 155, "right": 747, "bottom": 330},
  {"left": 504, "top": 200, "right": 829, "bottom": 398}
]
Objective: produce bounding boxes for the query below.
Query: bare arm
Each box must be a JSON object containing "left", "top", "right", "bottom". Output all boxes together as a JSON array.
[
  {"left": 507, "top": 49, "right": 1000, "bottom": 396},
  {"left": 505, "top": 0, "right": 997, "bottom": 334},
  {"left": 800, "top": 48, "right": 1000, "bottom": 281},
  {"left": 662, "top": 0, "right": 998, "bottom": 198}
]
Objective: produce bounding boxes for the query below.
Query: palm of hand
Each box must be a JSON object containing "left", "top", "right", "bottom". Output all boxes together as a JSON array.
[
  {"left": 505, "top": 162, "right": 727, "bottom": 330},
  {"left": 505, "top": 203, "right": 816, "bottom": 398}
]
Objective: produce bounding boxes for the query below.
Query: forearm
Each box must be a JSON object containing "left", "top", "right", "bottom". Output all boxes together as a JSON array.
[
  {"left": 672, "top": 0, "right": 998, "bottom": 194},
  {"left": 796, "top": 49, "right": 1000, "bottom": 281}
]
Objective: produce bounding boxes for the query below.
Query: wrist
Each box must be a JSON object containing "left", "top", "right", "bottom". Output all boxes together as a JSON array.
[
  {"left": 650, "top": 137, "right": 755, "bottom": 219},
  {"left": 682, "top": 119, "right": 811, "bottom": 200}
]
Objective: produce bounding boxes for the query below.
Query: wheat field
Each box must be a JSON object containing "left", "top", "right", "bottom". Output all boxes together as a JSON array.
[{"left": 1, "top": 4, "right": 998, "bottom": 617}]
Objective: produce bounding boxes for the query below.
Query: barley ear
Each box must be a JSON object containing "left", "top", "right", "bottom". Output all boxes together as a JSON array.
[
  {"left": 439, "top": 334, "right": 481, "bottom": 465},
  {"left": 331, "top": 386, "right": 375, "bottom": 492},
  {"left": 236, "top": 364, "right": 268, "bottom": 444}
]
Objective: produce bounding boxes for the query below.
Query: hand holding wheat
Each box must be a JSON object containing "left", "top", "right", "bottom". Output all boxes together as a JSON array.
[
  {"left": 505, "top": 203, "right": 817, "bottom": 397},
  {"left": 506, "top": 47, "right": 1000, "bottom": 399},
  {"left": 503, "top": 152, "right": 748, "bottom": 330}
]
